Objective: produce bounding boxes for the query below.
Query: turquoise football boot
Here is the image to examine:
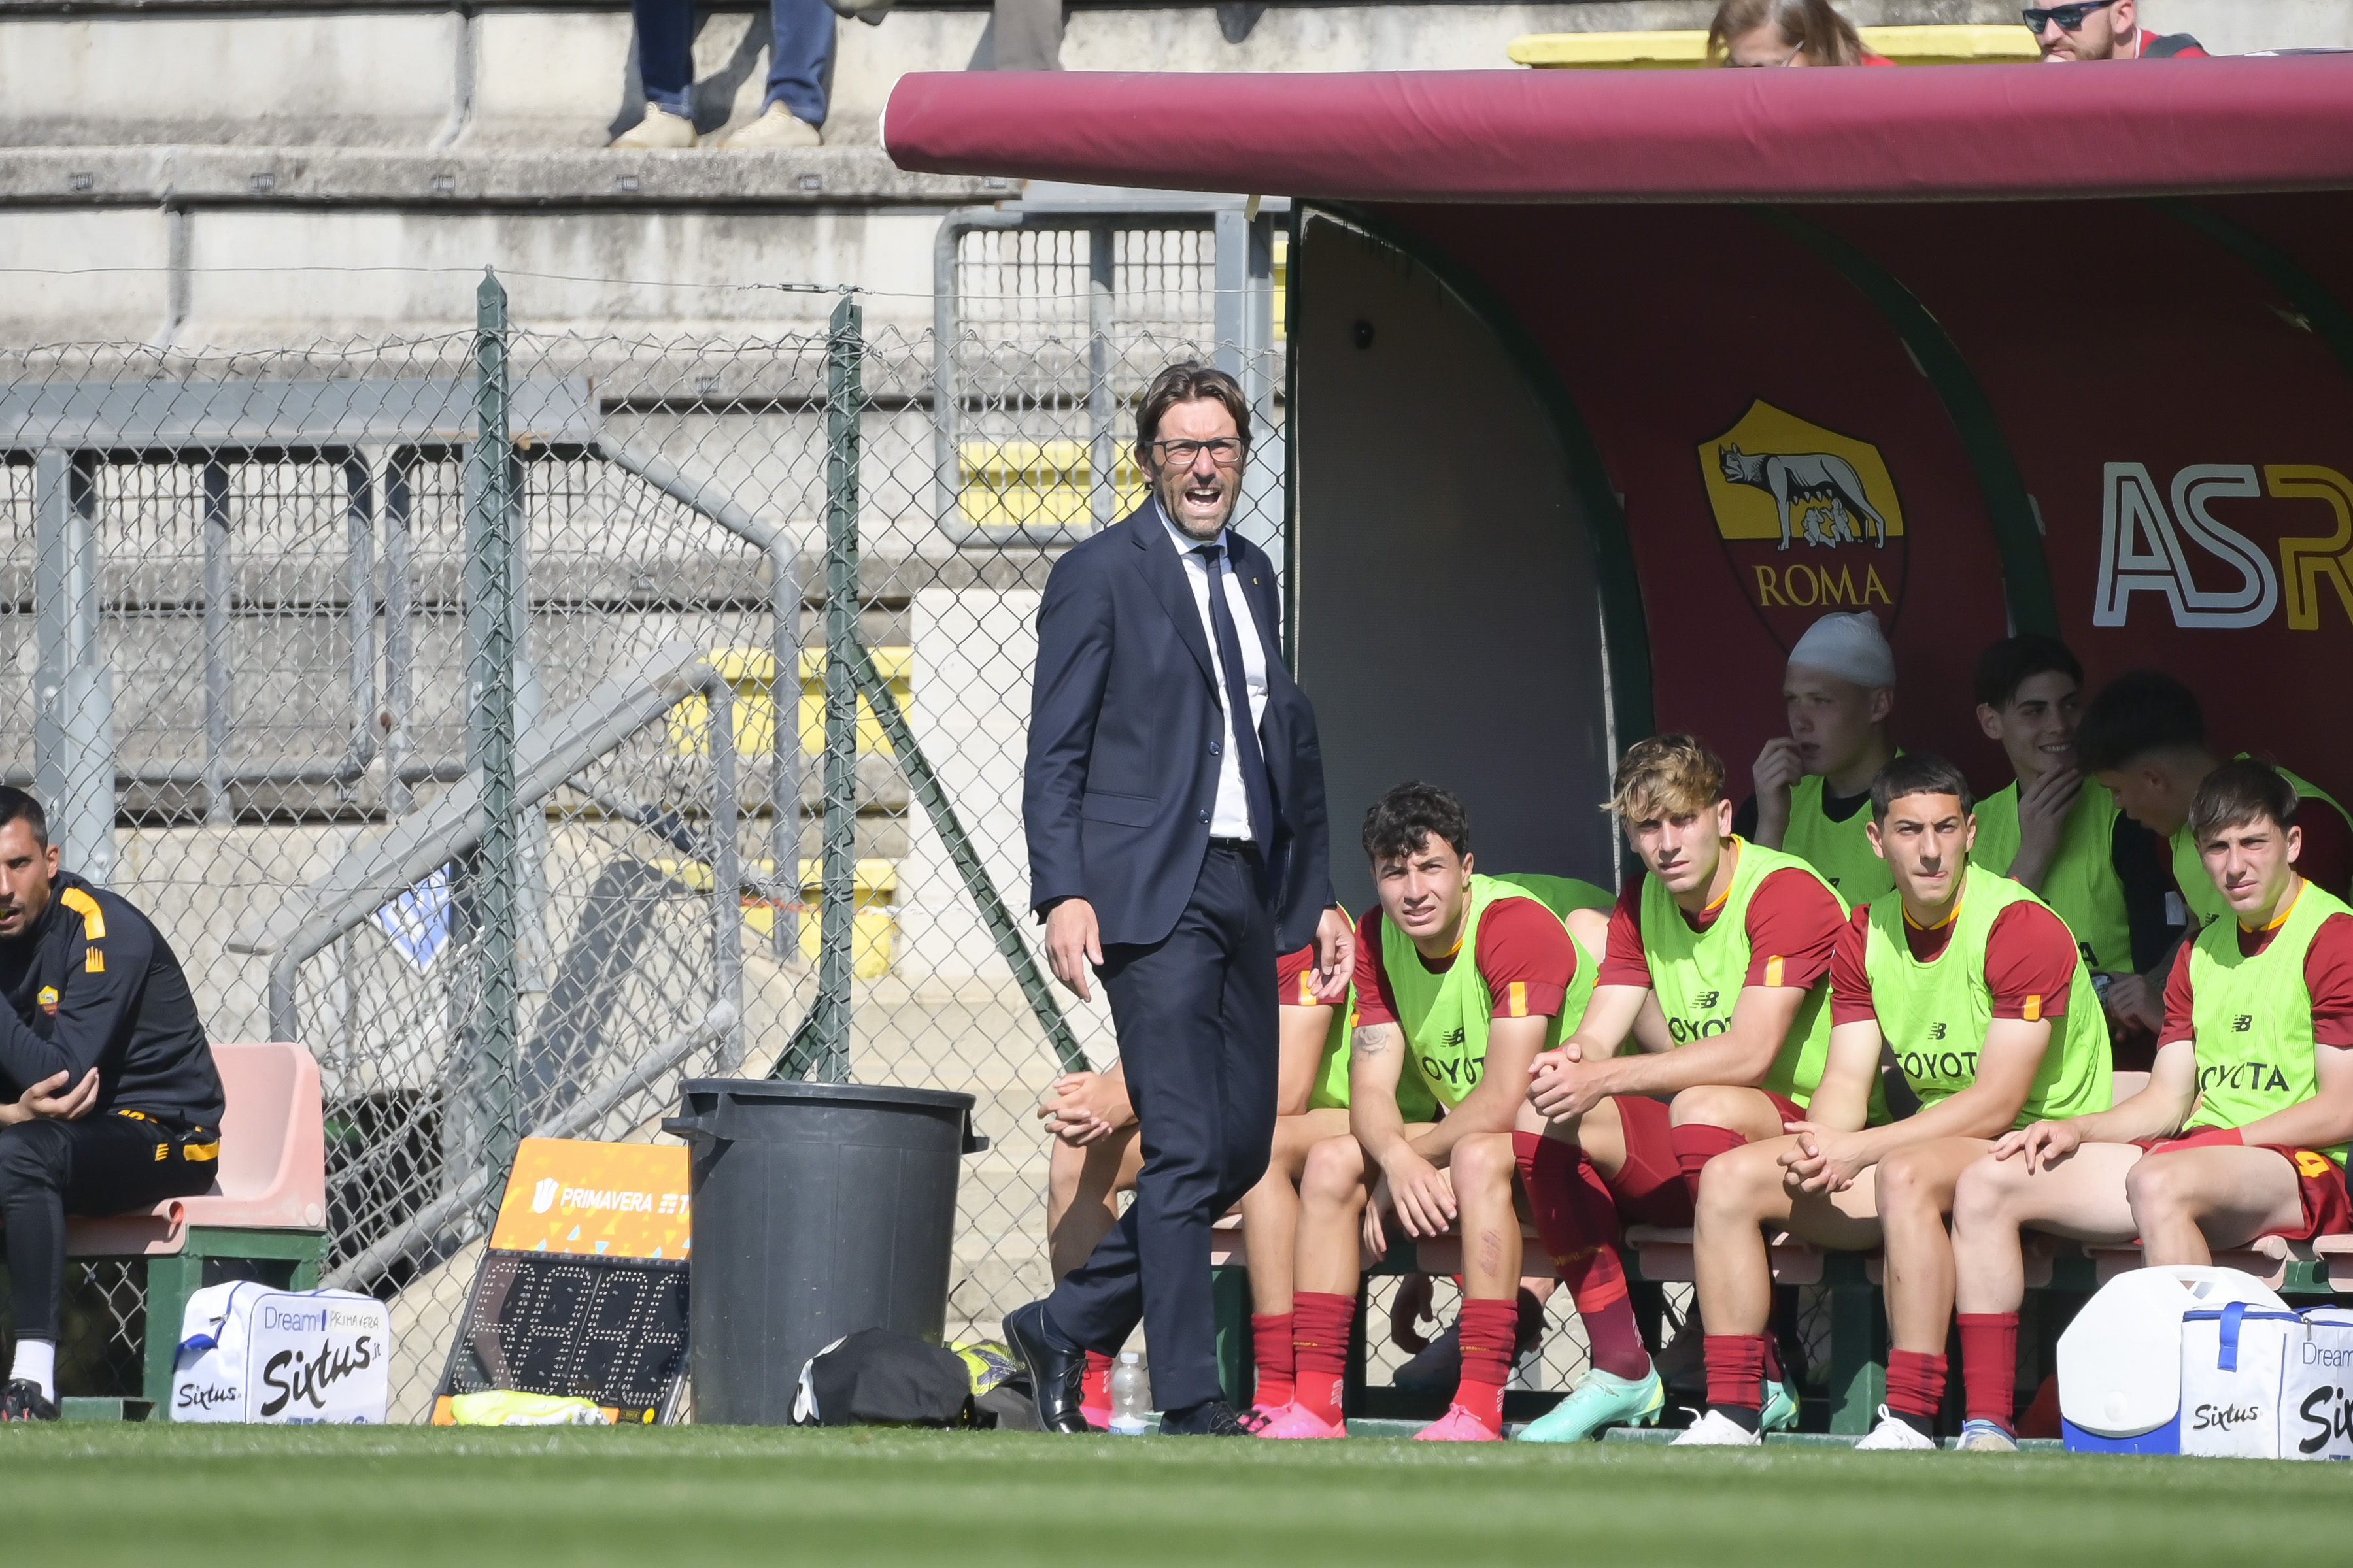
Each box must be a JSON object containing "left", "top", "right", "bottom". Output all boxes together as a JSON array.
[
  {"left": 1761, "top": 1376, "right": 1801, "bottom": 1434},
  {"left": 1514, "top": 1365, "right": 1666, "bottom": 1443}
]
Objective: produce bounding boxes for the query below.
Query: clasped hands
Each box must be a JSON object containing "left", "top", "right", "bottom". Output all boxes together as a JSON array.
[
  {"left": 1776, "top": 1122, "right": 1872, "bottom": 1195},
  {"left": 1525, "top": 1039, "right": 1616, "bottom": 1120}
]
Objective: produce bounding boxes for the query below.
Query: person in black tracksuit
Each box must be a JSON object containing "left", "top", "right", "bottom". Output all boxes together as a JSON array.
[{"left": 0, "top": 788, "right": 222, "bottom": 1421}]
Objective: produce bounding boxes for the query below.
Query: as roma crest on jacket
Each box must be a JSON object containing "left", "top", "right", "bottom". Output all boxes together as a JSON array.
[{"left": 1698, "top": 399, "right": 1909, "bottom": 650}]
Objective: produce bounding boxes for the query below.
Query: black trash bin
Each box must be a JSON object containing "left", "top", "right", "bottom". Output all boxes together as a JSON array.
[{"left": 664, "top": 1078, "right": 987, "bottom": 1426}]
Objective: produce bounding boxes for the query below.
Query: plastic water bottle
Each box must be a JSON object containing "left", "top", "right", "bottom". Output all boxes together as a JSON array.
[{"left": 1109, "top": 1350, "right": 1150, "bottom": 1435}]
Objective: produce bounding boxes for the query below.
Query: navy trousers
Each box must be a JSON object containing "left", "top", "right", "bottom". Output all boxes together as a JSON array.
[
  {"left": 632, "top": 0, "right": 834, "bottom": 127},
  {"left": 1046, "top": 844, "right": 1278, "bottom": 1412}
]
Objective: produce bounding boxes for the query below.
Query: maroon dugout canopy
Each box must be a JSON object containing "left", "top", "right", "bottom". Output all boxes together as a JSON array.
[
  {"left": 883, "top": 60, "right": 2353, "bottom": 203},
  {"left": 888, "top": 59, "right": 2353, "bottom": 901}
]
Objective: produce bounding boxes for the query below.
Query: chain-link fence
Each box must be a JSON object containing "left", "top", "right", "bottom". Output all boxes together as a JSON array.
[
  {"left": 3, "top": 205, "right": 1777, "bottom": 1420},
  {"left": 0, "top": 208, "right": 1335, "bottom": 1417}
]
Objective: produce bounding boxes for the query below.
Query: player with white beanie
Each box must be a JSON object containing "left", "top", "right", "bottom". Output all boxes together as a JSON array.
[{"left": 1744, "top": 612, "right": 1901, "bottom": 907}]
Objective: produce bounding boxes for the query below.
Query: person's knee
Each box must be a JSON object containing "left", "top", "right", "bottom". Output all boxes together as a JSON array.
[
  {"left": 1695, "top": 1141, "right": 1778, "bottom": 1226},
  {"left": 2125, "top": 1153, "right": 2195, "bottom": 1225},
  {"left": 1299, "top": 1135, "right": 1367, "bottom": 1210},
  {"left": 0, "top": 1119, "right": 68, "bottom": 1192},
  {"left": 1450, "top": 1133, "right": 1516, "bottom": 1209},
  {"left": 1875, "top": 1148, "right": 1938, "bottom": 1219}
]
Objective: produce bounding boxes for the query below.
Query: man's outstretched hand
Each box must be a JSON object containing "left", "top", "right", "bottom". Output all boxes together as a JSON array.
[
  {"left": 0, "top": 1069, "right": 99, "bottom": 1127},
  {"left": 1045, "top": 897, "right": 1104, "bottom": 1003},
  {"left": 1312, "top": 905, "right": 1355, "bottom": 1004}
]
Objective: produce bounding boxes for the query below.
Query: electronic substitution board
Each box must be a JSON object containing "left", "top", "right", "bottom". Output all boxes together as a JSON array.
[{"left": 432, "top": 1138, "right": 692, "bottom": 1424}]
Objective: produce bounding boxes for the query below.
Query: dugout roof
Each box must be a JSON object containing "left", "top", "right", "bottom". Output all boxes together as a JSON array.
[{"left": 887, "top": 59, "right": 2353, "bottom": 903}]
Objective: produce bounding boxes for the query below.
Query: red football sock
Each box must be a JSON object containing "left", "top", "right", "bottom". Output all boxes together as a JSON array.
[
  {"left": 1082, "top": 1350, "right": 1115, "bottom": 1413},
  {"left": 1959, "top": 1313, "right": 2020, "bottom": 1431},
  {"left": 1670, "top": 1122, "right": 1747, "bottom": 1205},
  {"left": 1453, "top": 1295, "right": 1519, "bottom": 1435},
  {"left": 1250, "top": 1312, "right": 1295, "bottom": 1409},
  {"left": 1886, "top": 1349, "right": 1946, "bottom": 1426},
  {"left": 1291, "top": 1292, "right": 1355, "bottom": 1426},
  {"left": 1514, "top": 1132, "right": 1649, "bottom": 1382},
  {"left": 1704, "top": 1333, "right": 1769, "bottom": 1412}
]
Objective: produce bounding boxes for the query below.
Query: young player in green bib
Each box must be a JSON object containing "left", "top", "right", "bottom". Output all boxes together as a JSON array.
[
  {"left": 1675, "top": 754, "right": 2112, "bottom": 1449},
  {"left": 1950, "top": 760, "right": 2353, "bottom": 1451},
  {"left": 1519, "top": 733, "right": 1850, "bottom": 1443},
  {"left": 1258, "top": 783, "right": 1612, "bottom": 1443},
  {"left": 1969, "top": 636, "right": 2176, "bottom": 1044},
  {"left": 1744, "top": 610, "right": 1899, "bottom": 907},
  {"left": 2076, "top": 670, "right": 2353, "bottom": 932}
]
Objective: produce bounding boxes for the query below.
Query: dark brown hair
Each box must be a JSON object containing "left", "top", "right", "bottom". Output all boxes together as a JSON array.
[
  {"left": 1869, "top": 752, "right": 1974, "bottom": 824},
  {"left": 1707, "top": 0, "right": 1868, "bottom": 65},
  {"left": 0, "top": 787, "right": 48, "bottom": 848},
  {"left": 1134, "top": 362, "right": 1252, "bottom": 454},
  {"left": 1363, "top": 781, "right": 1472, "bottom": 865},
  {"left": 2188, "top": 758, "right": 2300, "bottom": 844}
]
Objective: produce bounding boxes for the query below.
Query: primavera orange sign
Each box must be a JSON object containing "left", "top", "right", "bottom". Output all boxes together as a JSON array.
[
  {"left": 1699, "top": 399, "right": 1908, "bottom": 648},
  {"left": 486, "top": 1137, "right": 693, "bottom": 1261}
]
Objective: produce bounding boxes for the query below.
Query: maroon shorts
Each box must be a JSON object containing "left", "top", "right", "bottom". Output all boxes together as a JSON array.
[
  {"left": 2133, "top": 1128, "right": 2353, "bottom": 1243},
  {"left": 1604, "top": 1090, "right": 1806, "bottom": 1229}
]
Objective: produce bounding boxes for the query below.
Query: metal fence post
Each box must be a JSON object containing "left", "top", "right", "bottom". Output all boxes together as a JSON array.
[
  {"left": 468, "top": 269, "right": 522, "bottom": 1180},
  {"left": 1087, "top": 219, "right": 1117, "bottom": 529},
  {"left": 201, "top": 458, "right": 233, "bottom": 826},
  {"left": 817, "top": 293, "right": 862, "bottom": 1084},
  {"left": 32, "top": 450, "right": 116, "bottom": 886},
  {"left": 783, "top": 293, "right": 862, "bottom": 1082}
]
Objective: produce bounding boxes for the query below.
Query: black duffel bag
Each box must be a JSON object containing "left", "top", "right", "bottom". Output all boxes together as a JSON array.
[{"left": 792, "top": 1329, "right": 974, "bottom": 1427}]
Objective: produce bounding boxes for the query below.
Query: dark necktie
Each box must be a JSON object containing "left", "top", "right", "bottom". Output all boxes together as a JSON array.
[{"left": 1193, "top": 542, "right": 1276, "bottom": 860}]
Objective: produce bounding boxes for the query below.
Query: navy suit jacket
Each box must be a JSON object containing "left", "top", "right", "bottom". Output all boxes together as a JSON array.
[{"left": 1024, "top": 501, "right": 1335, "bottom": 952}]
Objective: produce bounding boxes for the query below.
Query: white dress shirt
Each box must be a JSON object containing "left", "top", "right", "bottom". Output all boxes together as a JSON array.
[{"left": 1162, "top": 509, "right": 1269, "bottom": 841}]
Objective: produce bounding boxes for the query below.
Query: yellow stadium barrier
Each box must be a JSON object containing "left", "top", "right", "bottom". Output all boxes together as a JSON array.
[
  {"left": 659, "top": 856, "right": 900, "bottom": 978},
  {"left": 1507, "top": 24, "right": 2040, "bottom": 67},
  {"left": 666, "top": 646, "right": 914, "bottom": 759},
  {"left": 959, "top": 439, "right": 1148, "bottom": 530}
]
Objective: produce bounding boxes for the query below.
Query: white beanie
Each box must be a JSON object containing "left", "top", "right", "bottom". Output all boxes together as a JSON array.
[{"left": 1787, "top": 611, "right": 1897, "bottom": 689}]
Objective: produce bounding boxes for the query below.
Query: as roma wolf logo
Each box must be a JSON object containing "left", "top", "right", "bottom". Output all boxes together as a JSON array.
[{"left": 1699, "top": 400, "right": 1909, "bottom": 650}]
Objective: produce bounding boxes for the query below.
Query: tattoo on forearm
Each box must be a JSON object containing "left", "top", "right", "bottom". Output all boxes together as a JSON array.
[{"left": 1352, "top": 1024, "right": 1399, "bottom": 1061}]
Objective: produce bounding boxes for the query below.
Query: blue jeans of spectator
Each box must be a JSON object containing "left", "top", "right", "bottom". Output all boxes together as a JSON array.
[{"left": 633, "top": 0, "right": 833, "bottom": 127}]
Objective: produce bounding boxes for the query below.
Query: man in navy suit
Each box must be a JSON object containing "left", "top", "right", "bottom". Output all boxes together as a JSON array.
[{"left": 1005, "top": 363, "right": 1353, "bottom": 1435}]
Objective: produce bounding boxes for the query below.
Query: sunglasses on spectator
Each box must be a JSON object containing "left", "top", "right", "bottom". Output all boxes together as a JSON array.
[
  {"left": 2022, "top": 0, "right": 2117, "bottom": 33},
  {"left": 1145, "top": 437, "right": 1247, "bottom": 465}
]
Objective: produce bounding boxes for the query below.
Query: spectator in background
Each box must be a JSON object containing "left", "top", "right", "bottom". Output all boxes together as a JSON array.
[
  {"left": 2025, "top": 1, "right": 2207, "bottom": 61},
  {"left": 1708, "top": 0, "right": 1893, "bottom": 65},
  {"left": 611, "top": 0, "right": 834, "bottom": 150},
  {"left": 992, "top": 0, "right": 1066, "bottom": 70}
]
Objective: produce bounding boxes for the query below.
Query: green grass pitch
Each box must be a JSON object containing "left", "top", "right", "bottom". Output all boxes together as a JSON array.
[{"left": 7, "top": 1425, "right": 2348, "bottom": 1567}]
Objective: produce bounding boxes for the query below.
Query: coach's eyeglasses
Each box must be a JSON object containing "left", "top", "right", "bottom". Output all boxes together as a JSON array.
[
  {"left": 2022, "top": 0, "right": 2117, "bottom": 33},
  {"left": 1145, "top": 437, "right": 1247, "bottom": 467}
]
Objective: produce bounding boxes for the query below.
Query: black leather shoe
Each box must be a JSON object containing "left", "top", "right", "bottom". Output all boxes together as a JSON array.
[
  {"left": 1158, "top": 1398, "right": 1250, "bottom": 1436},
  {"left": 1004, "top": 1300, "right": 1092, "bottom": 1434},
  {"left": 0, "top": 1380, "right": 58, "bottom": 1422}
]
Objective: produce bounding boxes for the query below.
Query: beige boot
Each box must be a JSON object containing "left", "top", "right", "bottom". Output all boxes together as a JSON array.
[
  {"left": 609, "top": 103, "right": 697, "bottom": 150},
  {"left": 718, "top": 102, "right": 823, "bottom": 149}
]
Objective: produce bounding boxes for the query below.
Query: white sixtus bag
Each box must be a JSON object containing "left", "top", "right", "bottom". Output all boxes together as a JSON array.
[
  {"left": 171, "top": 1282, "right": 392, "bottom": 1424},
  {"left": 2179, "top": 1302, "right": 2303, "bottom": 1458},
  {"left": 2279, "top": 1307, "right": 2353, "bottom": 1460}
]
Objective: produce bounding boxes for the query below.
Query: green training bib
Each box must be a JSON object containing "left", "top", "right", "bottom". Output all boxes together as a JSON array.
[
  {"left": 1861, "top": 863, "right": 2111, "bottom": 1127},
  {"left": 1378, "top": 872, "right": 1610, "bottom": 1112},
  {"left": 1785, "top": 774, "right": 1897, "bottom": 908},
  {"left": 1971, "top": 776, "right": 2134, "bottom": 976},
  {"left": 2183, "top": 879, "right": 2353, "bottom": 1165},
  {"left": 1639, "top": 839, "right": 1842, "bottom": 1109},
  {"left": 2171, "top": 760, "right": 2353, "bottom": 931}
]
